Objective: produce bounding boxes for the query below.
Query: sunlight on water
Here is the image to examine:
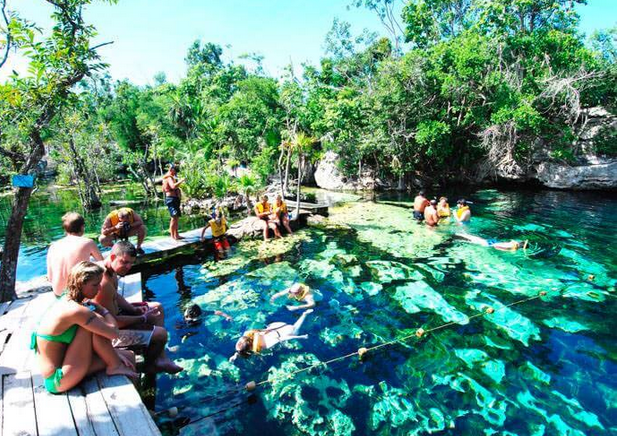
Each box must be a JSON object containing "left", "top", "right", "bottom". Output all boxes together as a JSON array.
[{"left": 144, "top": 190, "right": 616, "bottom": 436}]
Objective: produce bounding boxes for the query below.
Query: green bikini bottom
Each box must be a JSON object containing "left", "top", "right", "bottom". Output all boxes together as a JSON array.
[{"left": 44, "top": 368, "right": 64, "bottom": 394}]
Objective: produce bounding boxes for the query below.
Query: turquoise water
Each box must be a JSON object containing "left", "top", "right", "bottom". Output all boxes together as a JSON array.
[
  {"left": 1, "top": 186, "right": 616, "bottom": 435},
  {"left": 0, "top": 183, "right": 204, "bottom": 282},
  {"left": 144, "top": 189, "right": 616, "bottom": 436}
]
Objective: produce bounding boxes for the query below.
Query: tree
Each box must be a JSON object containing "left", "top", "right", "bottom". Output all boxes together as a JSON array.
[
  {"left": 289, "top": 132, "right": 317, "bottom": 221},
  {"left": 0, "top": 0, "right": 115, "bottom": 302}
]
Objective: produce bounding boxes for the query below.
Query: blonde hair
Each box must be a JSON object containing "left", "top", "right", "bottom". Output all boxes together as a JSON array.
[{"left": 66, "top": 261, "right": 104, "bottom": 303}]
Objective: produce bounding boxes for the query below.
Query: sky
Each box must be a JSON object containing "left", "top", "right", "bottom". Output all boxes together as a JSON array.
[{"left": 1, "top": 0, "right": 616, "bottom": 85}]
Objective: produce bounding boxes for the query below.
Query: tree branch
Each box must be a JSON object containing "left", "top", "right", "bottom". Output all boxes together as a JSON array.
[{"left": 0, "top": 0, "right": 11, "bottom": 69}]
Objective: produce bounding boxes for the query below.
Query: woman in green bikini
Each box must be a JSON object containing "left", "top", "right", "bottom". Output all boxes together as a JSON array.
[{"left": 31, "top": 261, "right": 137, "bottom": 394}]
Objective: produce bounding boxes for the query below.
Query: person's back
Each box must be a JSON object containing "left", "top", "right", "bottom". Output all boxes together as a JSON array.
[
  {"left": 413, "top": 191, "right": 430, "bottom": 221},
  {"left": 47, "top": 212, "right": 103, "bottom": 297},
  {"left": 424, "top": 200, "right": 439, "bottom": 227}
]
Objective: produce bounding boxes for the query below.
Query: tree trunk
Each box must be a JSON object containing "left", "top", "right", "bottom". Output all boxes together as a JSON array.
[
  {"left": 283, "top": 148, "right": 292, "bottom": 195},
  {"left": 0, "top": 130, "right": 46, "bottom": 302},
  {"left": 292, "top": 154, "right": 303, "bottom": 222},
  {"left": 68, "top": 137, "right": 101, "bottom": 209},
  {"left": 277, "top": 146, "right": 286, "bottom": 197},
  {"left": 0, "top": 186, "right": 33, "bottom": 301}
]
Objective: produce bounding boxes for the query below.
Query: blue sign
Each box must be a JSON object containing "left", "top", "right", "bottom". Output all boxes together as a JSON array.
[{"left": 12, "top": 175, "right": 35, "bottom": 188}]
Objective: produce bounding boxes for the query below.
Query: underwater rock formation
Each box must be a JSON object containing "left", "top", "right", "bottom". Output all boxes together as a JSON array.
[{"left": 394, "top": 281, "right": 469, "bottom": 325}]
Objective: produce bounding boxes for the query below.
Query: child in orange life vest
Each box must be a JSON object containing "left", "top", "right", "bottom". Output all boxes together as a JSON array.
[{"left": 200, "top": 207, "right": 231, "bottom": 260}]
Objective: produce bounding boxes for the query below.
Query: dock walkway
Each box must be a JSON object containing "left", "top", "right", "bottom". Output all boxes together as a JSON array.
[{"left": 1, "top": 274, "right": 161, "bottom": 436}]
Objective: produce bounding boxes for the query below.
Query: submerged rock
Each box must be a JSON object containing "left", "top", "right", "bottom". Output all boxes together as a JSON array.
[
  {"left": 366, "top": 260, "right": 424, "bottom": 283},
  {"left": 465, "top": 290, "right": 540, "bottom": 346},
  {"left": 394, "top": 281, "right": 469, "bottom": 325}
]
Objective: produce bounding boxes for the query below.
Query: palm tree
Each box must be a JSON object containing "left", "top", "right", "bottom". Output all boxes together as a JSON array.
[
  {"left": 290, "top": 132, "right": 316, "bottom": 221},
  {"left": 235, "top": 173, "right": 260, "bottom": 216}
]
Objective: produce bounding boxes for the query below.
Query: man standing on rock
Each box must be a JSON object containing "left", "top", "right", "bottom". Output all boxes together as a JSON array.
[
  {"left": 413, "top": 191, "right": 430, "bottom": 221},
  {"left": 95, "top": 241, "right": 183, "bottom": 374},
  {"left": 162, "top": 164, "right": 185, "bottom": 240},
  {"left": 47, "top": 212, "right": 104, "bottom": 297}
]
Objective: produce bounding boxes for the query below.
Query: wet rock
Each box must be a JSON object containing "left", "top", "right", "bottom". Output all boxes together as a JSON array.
[{"left": 535, "top": 161, "right": 617, "bottom": 190}]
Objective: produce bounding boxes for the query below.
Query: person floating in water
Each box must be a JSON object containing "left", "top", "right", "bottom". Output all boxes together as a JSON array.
[
  {"left": 201, "top": 207, "right": 231, "bottom": 260},
  {"left": 455, "top": 199, "right": 471, "bottom": 223},
  {"left": 413, "top": 190, "right": 430, "bottom": 221},
  {"left": 458, "top": 233, "right": 528, "bottom": 251},
  {"left": 183, "top": 304, "right": 232, "bottom": 324},
  {"left": 229, "top": 309, "right": 313, "bottom": 362},
  {"left": 424, "top": 199, "right": 439, "bottom": 227},
  {"left": 437, "top": 197, "right": 451, "bottom": 221},
  {"left": 270, "top": 283, "right": 317, "bottom": 311}
]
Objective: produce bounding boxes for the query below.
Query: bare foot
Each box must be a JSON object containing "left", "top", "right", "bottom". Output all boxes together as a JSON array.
[
  {"left": 107, "top": 364, "right": 138, "bottom": 380},
  {"left": 173, "top": 235, "right": 185, "bottom": 240},
  {"left": 154, "top": 357, "right": 184, "bottom": 374}
]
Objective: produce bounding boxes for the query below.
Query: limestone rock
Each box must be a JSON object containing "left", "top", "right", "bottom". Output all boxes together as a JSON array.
[
  {"left": 226, "top": 217, "right": 267, "bottom": 240},
  {"left": 314, "top": 151, "right": 357, "bottom": 191},
  {"left": 534, "top": 160, "right": 617, "bottom": 190}
]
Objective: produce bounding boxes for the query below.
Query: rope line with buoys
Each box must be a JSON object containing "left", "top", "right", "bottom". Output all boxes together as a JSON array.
[{"left": 176, "top": 286, "right": 614, "bottom": 429}]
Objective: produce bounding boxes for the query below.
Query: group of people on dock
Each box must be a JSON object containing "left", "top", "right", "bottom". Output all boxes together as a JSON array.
[
  {"left": 254, "top": 194, "right": 294, "bottom": 241},
  {"left": 34, "top": 212, "right": 184, "bottom": 394}
]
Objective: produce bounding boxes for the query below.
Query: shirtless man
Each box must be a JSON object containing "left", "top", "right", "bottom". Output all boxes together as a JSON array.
[
  {"left": 94, "top": 241, "right": 183, "bottom": 374},
  {"left": 270, "top": 283, "right": 317, "bottom": 311},
  {"left": 254, "top": 195, "right": 281, "bottom": 241},
  {"left": 424, "top": 199, "right": 439, "bottom": 227},
  {"left": 47, "top": 212, "right": 104, "bottom": 297},
  {"left": 413, "top": 191, "right": 430, "bottom": 221},
  {"left": 99, "top": 208, "right": 146, "bottom": 255}
]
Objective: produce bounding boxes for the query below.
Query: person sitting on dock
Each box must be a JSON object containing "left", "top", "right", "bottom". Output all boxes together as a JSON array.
[
  {"left": 254, "top": 194, "right": 281, "bottom": 241},
  {"left": 413, "top": 191, "right": 430, "bottom": 221},
  {"left": 437, "top": 197, "right": 451, "bottom": 221},
  {"left": 162, "top": 164, "right": 185, "bottom": 241},
  {"left": 99, "top": 208, "right": 146, "bottom": 255},
  {"left": 94, "top": 241, "right": 183, "bottom": 374},
  {"left": 274, "top": 194, "right": 293, "bottom": 235},
  {"left": 200, "top": 207, "right": 231, "bottom": 260},
  {"left": 47, "top": 212, "right": 104, "bottom": 297},
  {"left": 454, "top": 199, "right": 472, "bottom": 223},
  {"left": 424, "top": 199, "right": 439, "bottom": 227},
  {"left": 270, "top": 283, "right": 316, "bottom": 311},
  {"left": 229, "top": 309, "right": 313, "bottom": 362},
  {"left": 31, "top": 261, "right": 137, "bottom": 394},
  {"left": 457, "top": 233, "right": 528, "bottom": 251}
]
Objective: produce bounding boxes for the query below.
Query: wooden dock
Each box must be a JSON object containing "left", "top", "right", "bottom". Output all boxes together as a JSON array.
[
  {"left": 1, "top": 274, "right": 161, "bottom": 436},
  {"left": 134, "top": 202, "right": 329, "bottom": 269}
]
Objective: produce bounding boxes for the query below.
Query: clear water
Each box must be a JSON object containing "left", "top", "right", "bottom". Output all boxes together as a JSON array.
[{"left": 1, "top": 186, "right": 616, "bottom": 435}]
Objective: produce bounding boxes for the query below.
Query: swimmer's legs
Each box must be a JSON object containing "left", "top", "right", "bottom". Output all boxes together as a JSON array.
[{"left": 291, "top": 309, "right": 313, "bottom": 335}]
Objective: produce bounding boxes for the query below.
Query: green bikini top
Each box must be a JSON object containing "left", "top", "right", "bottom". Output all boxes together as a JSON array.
[{"left": 30, "top": 297, "right": 79, "bottom": 352}]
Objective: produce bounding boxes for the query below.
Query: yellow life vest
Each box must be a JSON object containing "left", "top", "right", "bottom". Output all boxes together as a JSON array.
[
  {"left": 107, "top": 208, "right": 135, "bottom": 227},
  {"left": 256, "top": 202, "right": 271, "bottom": 214},
  {"left": 438, "top": 204, "right": 451, "bottom": 217},
  {"left": 456, "top": 206, "right": 470, "bottom": 220},
  {"left": 288, "top": 284, "right": 309, "bottom": 301},
  {"left": 209, "top": 218, "right": 227, "bottom": 238},
  {"left": 274, "top": 201, "right": 288, "bottom": 215},
  {"left": 245, "top": 330, "right": 262, "bottom": 353}
]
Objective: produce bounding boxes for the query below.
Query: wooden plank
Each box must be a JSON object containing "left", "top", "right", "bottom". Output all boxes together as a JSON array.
[
  {"left": 0, "top": 301, "right": 12, "bottom": 316},
  {"left": 2, "top": 371, "right": 37, "bottom": 436},
  {"left": 0, "top": 297, "right": 31, "bottom": 331},
  {"left": 0, "top": 298, "right": 34, "bottom": 375},
  {"left": 32, "top": 373, "right": 78, "bottom": 436},
  {"left": 118, "top": 273, "right": 143, "bottom": 303},
  {"left": 82, "top": 376, "right": 120, "bottom": 436},
  {"left": 67, "top": 386, "right": 97, "bottom": 436},
  {"left": 0, "top": 372, "right": 3, "bottom": 436},
  {"left": 97, "top": 374, "right": 161, "bottom": 436},
  {"left": 0, "top": 329, "right": 11, "bottom": 356},
  {"left": 1, "top": 293, "right": 53, "bottom": 374}
]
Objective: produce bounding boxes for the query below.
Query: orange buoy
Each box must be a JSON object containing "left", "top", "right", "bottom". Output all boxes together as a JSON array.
[
  {"left": 539, "top": 291, "right": 547, "bottom": 296},
  {"left": 485, "top": 307, "right": 495, "bottom": 314},
  {"left": 587, "top": 274, "right": 595, "bottom": 281},
  {"left": 358, "top": 347, "right": 368, "bottom": 359},
  {"left": 245, "top": 381, "right": 256, "bottom": 391},
  {"left": 416, "top": 328, "right": 425, "bottom": 338}
]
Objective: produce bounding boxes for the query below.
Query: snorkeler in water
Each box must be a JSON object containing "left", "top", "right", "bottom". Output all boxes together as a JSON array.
[
  {"left": 457, "top": 233, "right": 528, "bottom": 251},
  {"left": 270, "top": 283, "right": 317, "bottom": 311},
  {"left": 229, "top": 309, "right": 313, "bottom": 362}
]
